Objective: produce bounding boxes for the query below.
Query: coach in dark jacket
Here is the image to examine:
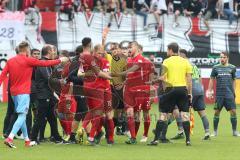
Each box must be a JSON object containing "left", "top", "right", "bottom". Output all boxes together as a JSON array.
[{"left": 31, "top": 45, "right": 62, "bottom": 143}]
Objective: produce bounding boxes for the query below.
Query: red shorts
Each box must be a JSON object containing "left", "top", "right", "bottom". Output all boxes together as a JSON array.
[
  {"left": 84, "top": 84, "right": 112, "bottom": 113},
  {"left": 57, "top": 95, "right": 77, "bottom": 121},
  {"left": 124, "top": 85, "right": 151, "bottom": 111}
]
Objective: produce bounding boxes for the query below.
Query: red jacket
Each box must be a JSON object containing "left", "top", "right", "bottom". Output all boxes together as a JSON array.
[{"left": 0, "top": 54, "right": 61, "bottom": 96}]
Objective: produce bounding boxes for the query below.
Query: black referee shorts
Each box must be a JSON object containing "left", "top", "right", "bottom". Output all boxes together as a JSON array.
[
  {"left": 111, "top": 85, "right": 124, "bottom": 110},
  {"left": 74, "top": 95, "right": 88, "bottom": 121},
  {"left": 159, "top": 87, "right": 189, "bottom": 113}
]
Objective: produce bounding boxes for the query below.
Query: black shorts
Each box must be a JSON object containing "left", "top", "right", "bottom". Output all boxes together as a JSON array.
[
  {"left": 107, "top": 8, "right": 115, "bottom": 13},
  {"left": 159, "top": 87, "right": 189, "bottom": 113},
  {"left": 214, "top": 97, "right": 236, "bottom": 111},
  {"left": 192, "top": 95, "right": 206, "bottom": 111},
  {"left": 157, "top": 9, "right": 167, "bottom": 15},
  {"left": 75, "top": 95, "right": 88, "bottom": 113},
  {"left": 111, "top": 86, "right": 124, "bottom": 109}
]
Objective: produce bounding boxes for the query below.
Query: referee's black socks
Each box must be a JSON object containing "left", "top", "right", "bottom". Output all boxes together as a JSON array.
[
  {"left": 154, "top": 120, "right": 167, "bottom": 141},
  {"left": 182, "top": 121, "right": 190, "bottom": 142}
]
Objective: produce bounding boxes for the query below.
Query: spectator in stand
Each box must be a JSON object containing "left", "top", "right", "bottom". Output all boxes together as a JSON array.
[
  {"left": 167, "top": 0, "right": 173, "bottom": 14},
  {"left": 150, "top": 0, "right": 168, "bottom": 30},
  {"left": 201, "top": 0, "right": 208, "bottom": 8},
  {"left": 0, "top": 0, "right": 9, "bottom": 12},
  {"left": 73, "top": 0, "right": 82, "bottom": 12},
  {"left": 21, "top": 0, "right": 36, "bottom": 11},
  {"left": 24, "top": 1, "right": 40, "bottom": 25},
  {"left": 82, "top": 0, "right": 94, "bottom": 11},
  {"left": 93, "top": 0, "right": 104, "bottom": 12},
  {"left": 183, "top": 0, "right": 203, "bottom": 17},
  {"left": 235, "top": 0, "right": 240, "bottom": 19},
  {"left": 221, "top": 0, "right": 236, "bottom": 29},
  {"left": 135, "top": 0, "right": 150, "bottom": 30},
  {"left": 172, "top": 0, "right": 186, "bottom": 28},
  {"left": 105, "top": 0, "right": 120, "bottom": 27},
  {"left": 203, "top": 0, "right": 221, "bottom": 36},
  {"left": 60, "top": 0, "right": 74, "bottom": 21},
  {"left": 234, "top": 0, "right": 240, "bottom": 31},
  {"left": 122, "top": 0, "right": 135, "bottom": 15}
]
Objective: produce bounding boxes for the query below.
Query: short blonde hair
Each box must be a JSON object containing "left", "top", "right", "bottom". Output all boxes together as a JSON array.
[{"left": 18, "top": 41, "right": 29, "bottom": 52}]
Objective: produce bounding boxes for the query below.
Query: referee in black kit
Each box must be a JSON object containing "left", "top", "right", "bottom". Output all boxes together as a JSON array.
[{"left": 148, "top": 42, "right": 193, "bottom": 146}]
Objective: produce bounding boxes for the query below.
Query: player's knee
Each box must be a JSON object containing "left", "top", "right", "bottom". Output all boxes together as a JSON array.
[
  {"left": 106, "top": 111, "right": 114, "bottom": 119},
  {"left": 198, "top": 110, "right": 206, "bottom": 118},
  {"left": 126, "top": 108, "right": 134, "bottom": 117},
  {"left": 172, "top": 109, "right": 180, "bottom": 118},
  {"left": 181, "top": 112, "right": 190, "bottom": 121},
  {"left": 230, "top": 109, "right": 237, "bottom": 116}
]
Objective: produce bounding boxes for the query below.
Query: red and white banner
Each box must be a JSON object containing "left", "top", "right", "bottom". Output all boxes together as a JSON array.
[
  {"left": 0, "top": 12, "right": 25, "bottom": 41},
  {"left": 0, "top": 12, "right": 240, "bottom": 103}
]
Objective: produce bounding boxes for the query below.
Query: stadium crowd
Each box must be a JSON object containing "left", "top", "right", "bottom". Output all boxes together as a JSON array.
[{"left": 1, "top": 0, "right": 240, "bottom": 33}]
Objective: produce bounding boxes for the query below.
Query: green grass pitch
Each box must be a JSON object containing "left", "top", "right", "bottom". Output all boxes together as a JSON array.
[{"left": 1, "top": 102, "right": 240, "bottom": 160}]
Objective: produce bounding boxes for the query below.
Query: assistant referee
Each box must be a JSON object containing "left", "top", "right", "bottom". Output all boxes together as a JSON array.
[{"left": 148, "top": 42, "right": 192, "bottom": 146}]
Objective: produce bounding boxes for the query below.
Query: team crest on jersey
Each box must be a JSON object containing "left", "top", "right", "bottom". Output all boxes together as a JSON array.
[
  {"left": 115, "top": 12, "right": 123, "bottom": 28},
  {"left": 84, "top": 12, "right": 95, "bottom": 27}
]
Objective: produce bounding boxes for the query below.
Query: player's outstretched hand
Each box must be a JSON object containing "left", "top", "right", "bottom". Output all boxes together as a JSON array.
[
  {"left": 59, "top": 57, "right": 69, "bottom": 64},
  {"left": 206, "top": 89, "right": 214, "bottom": 99}
]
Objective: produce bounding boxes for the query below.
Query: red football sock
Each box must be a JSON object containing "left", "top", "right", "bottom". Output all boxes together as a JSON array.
[
  {"left": 60, "top": 120, "right": 72, "bottom": 135},
  {"left": 89, "top": 115, "right": 101, "bottom": 139},
  {"left": 107, "top": 119, "right": 115, "bottom": 141},
  {"left": 96, "top": 117, "right": 104, "bottom": 134},
  {"left": 143, "top": 115, "right": 150, "bottom": 137},
  {"left": 128, "top": 116, "right": 136, "bottom": 139},
  {"left": 135, "top": 121, "right": 140, "bottom": 136}
]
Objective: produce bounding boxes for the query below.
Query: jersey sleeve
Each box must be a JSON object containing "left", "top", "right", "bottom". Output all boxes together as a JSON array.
[
  {"left": 162, "top": 60, "right": 168, "bottom": 76},
  {"left": 232, "top": 66, "right": 236, "bottom": 80},
  {"left": 27, "top": 57, "right": 61, "bottom": 67},
  {"left": 210, "top": 66, "right": 217, "bottom": 78},
  {"left": 186, "top": 60, "right": 193, "bottom": 74}
]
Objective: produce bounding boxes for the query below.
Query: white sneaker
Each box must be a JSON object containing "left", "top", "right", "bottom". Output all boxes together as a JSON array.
[
  {"left": 25, "top": 141, "right": 38, "bottom": 147},
  {"left": 140, "top": 136, "right": 148, "bottom": 142},
  {"left": 233, "top": 131, "right": 240, "bottom": 137},
  {"left": 210, "top": 131, "right": 218, "bottom": 137}
]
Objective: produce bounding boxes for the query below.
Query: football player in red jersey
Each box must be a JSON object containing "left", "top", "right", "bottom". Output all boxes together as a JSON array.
[
  {"left": 112, "top": 41, "right": 152, "bottom": 144},
  {"left": 78, "top": 37, "right": 112, "bottom": 145}
]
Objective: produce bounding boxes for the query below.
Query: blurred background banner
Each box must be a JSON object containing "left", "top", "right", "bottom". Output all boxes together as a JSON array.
[{"left": 0, "top": 12, "right": 240, "bottom": 103}]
